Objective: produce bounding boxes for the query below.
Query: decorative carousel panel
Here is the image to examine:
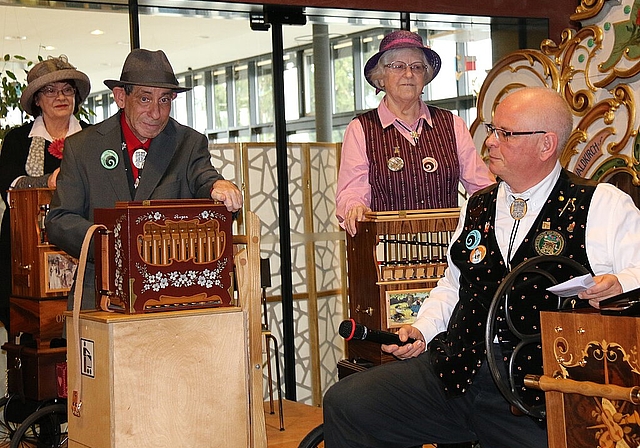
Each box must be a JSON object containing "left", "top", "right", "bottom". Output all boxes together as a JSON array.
[{"left": 472, "top": 0, "right": 640, "bottom": 185}]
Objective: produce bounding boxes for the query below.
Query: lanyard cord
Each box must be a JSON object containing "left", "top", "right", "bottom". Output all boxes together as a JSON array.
[{"left": 395, "top": 119, "right": 422, "bottom": 144}]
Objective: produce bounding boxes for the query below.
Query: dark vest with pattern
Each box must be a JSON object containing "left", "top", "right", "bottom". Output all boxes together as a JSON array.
[
  {"left": 428, "top": 169, "right": 597, "bottom": 397},
  {"left": 359, "top": 106, "right": 460, "bottom": 211}
]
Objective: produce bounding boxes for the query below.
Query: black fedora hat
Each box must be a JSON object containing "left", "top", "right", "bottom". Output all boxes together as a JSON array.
[{"left": 104, "top": 49, "right": 190, "bottom": 92}]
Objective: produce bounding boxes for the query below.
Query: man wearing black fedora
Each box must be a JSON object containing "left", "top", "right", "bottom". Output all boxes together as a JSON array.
[{"left": 46, "top": 48, "right": 243, "bottom": 311}]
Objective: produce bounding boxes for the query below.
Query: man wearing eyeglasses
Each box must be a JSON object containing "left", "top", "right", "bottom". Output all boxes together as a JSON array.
[
  {"left": 46, "top": 49, "right": 242, "bottom": 311},
  {"left": 323, "top": 87, "right": 640, "bottom": 447}
]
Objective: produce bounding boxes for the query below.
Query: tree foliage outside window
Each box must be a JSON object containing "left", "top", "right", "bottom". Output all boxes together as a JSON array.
[
  {"left": 257, "top": 61, "right": 274, "bottom": 124},
  {"left": 333, "top": 45, "right": 355, "bottom": 114},
  {"left": 213, "top": 70, "right": 228, "bottom": 130},
  {"left": 0, "top": 54, "right": 30, "bottom": 141}
]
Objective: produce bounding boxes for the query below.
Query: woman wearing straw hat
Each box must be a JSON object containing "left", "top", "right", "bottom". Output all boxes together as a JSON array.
[
  {"left": 335, "top": 30, "right": 494, "bottom": 237},
  {"left": 0, "top": 55, "right": 91, "bottom": 334}
]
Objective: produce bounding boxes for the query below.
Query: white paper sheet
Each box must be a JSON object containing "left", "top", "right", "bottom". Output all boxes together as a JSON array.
[{"left": 546, "top": 273, "right": 595, "bottom": 297}]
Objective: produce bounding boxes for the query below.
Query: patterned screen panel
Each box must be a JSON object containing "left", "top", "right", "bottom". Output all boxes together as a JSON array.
[{"left": 209, "top": 142, "right": 346, "bottom": 404}]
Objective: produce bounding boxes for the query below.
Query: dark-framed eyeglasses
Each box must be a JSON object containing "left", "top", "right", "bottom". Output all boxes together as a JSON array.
[
  {"left": 39, "top": 85, "right": 76, "bottom": 98},
  {"left": 484, "top": 123, "right": 547, "bottom": 142},
  {"left": 384, "top": 61, "right": 428, "bottom": 74}
]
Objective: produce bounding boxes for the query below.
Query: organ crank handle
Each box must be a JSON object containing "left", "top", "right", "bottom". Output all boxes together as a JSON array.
[{"left": 524, "top": 374, "right": 640, "bottom": 405}]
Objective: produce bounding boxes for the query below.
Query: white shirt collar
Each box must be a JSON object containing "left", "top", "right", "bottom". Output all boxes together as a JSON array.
[
  {"left": 499, "top": 163, "right": 562, "bottom": 212},
  {"left": 28, "top": 115, "right": 82, "bottom": 142}
]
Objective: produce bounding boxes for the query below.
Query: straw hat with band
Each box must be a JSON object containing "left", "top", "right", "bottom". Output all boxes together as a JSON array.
[
  {"left": 20, "top": 55, "right": 91, "bottom": 117},
  {"left": 104, "top": 49, "right": 191, "bottom": 93},
  {"left": 364, "top": 30, "right": 441, "bottom": 91}
]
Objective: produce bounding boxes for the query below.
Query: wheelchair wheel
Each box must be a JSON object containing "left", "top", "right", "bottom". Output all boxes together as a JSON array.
[
  {"left": 298, "top": 423, "right": 324, "bottom": 448},
  {"left": 1, "top": 394, "right": 43, "bottom": 442},
  {"left": 0, "top": 395, "right": 11, "bottom": 442},
  {"left": 485, "top": 255, "right": 589, "bottom": 419},
  {"left": 9, "top": 402, "right": 67, "bottom": 448}
]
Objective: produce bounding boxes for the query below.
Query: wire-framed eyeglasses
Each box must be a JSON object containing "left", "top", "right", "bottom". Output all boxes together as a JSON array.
[
  {"left": 39, "top": 85, "right": 76, "bottom": 98},
  {"left": 384, "top": 61, "right": 428, "bottom": 74},
  {"left": 484, "top": 123, "right": 547, "bottom": 142}
]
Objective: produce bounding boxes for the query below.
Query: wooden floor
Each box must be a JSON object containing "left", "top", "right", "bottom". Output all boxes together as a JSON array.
[
  {"left": 263, "top": 400, "right": 436, "bottom": 448},
  {"left": 265, "top": 399, "right": 323, "bottom": 448}
]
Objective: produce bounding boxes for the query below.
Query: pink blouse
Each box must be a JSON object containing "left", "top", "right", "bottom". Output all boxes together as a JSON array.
[{"left": 335, "top": 99, "right": 495, "bottom": 224}]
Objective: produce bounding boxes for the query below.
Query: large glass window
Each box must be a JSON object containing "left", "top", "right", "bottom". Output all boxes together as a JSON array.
[
  {"left": 284, "top": 52, "right": 300, "bottom": 121},
  {"left": 332, "top": 39, "right": 355, "bottom": 114},
  {"left": 213, "top": 68, "right": 228, "bottom": 130},
  {"left": 256, "top": 58, "right": 274, "bottom": 124},
  {"left": 0, "top": 2, "right": 545, "bottom": 143},
  {"left": 192, "top": 72, "right": 208, "bottom": 135},
  {"left": 362, "top": 33, "right": 385, "bottom": 109},
  {"left": 303, "top": 49, "right": 315, "bottom": 117},
  {"left": 427, "top": 39, "right": 458, "bottom": 100},
  {"left": 233, "top": 64, "right": 250, "bottom": 127},
  {"left": 173, "top": 75, "right": 188, "bottom": 124}
]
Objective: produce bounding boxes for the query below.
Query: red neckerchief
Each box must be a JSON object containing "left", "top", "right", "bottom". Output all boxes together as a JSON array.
[{"left": 120, "top": 113, "right": 151, "bottom": 181}]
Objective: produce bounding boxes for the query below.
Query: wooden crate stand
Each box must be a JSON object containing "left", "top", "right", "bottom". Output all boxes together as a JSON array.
[{"left": 66, "top": 210, "right": 266, "bottom": 448}]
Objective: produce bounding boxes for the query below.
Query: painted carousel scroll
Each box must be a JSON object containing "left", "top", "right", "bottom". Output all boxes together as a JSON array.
[{"left": 471, "top": 0, "right": 640, "bottom": 189}]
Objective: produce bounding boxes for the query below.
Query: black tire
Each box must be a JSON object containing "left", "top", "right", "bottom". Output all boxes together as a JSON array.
[
  {"left": 9, "top": 402, "right": 67, "bottom": 448},
  {"left": 298, "top": 423, "right": 324, "bottom": 448}
]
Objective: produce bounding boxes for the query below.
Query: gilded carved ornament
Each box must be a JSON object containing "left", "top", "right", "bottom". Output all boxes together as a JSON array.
[{"left": 472, "top": 0, "right": 640, "bottom": 185}]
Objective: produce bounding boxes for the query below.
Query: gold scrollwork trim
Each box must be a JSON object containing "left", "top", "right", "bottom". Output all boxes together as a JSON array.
[
  {"left": 472, "top": 50, "right": 558, "bottom": 132},
  {"left": 561, "top": 130, "right": 588, "bottom": 167},
  {"left": 570, "top": 0, "right": 608, "bottom": 21},
  {"left": 560, "top": 26, "right": 603, "bottom": 116},
  {"left": 593, "top": 156, "right": 640, "bottom": 185},
  {"left": 595, "top": 60, "right": 640, "bottom": 88}
]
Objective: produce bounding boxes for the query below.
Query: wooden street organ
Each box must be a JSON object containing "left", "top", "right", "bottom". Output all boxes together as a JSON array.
[
  {"left": 343, "top": 208, "right": 459, "bottom": 370},
  {"left": 93, "top": 199, "right": 234, "bottom": 314}
]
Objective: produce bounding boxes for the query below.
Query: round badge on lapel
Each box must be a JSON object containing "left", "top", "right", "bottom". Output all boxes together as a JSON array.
[
  {"left": 132, "top": 148, "right": 147, "bottom": 169},
  {"left": 465, "top": 230, "right": 481, "bottom": 250},
  {"left": 534, "top": 230, "right": 565, "bottom": 256},
  {"left": 422, "top": 156, "right": 438, "bottom": 172},
  {"left": 469, "top": 245, "right": 487, "bottom": 264},
  {"left": 101, "top": 150, "right": 119, "bottom": 170}
]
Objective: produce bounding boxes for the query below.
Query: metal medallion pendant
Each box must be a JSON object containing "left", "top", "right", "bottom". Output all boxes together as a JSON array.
[
  {"left": 132, "top": 148, "right": 147, "bottom": 169},
  {"left": 510, "top": 198, "right": 528, "bottom": 220},
  {"left": 387, "top": 156, "right": 405, "bottom": 172}
]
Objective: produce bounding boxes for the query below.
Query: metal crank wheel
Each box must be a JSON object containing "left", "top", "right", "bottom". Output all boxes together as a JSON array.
[{"left": 485, "top": 255, "right": 589, "bottom": 419}]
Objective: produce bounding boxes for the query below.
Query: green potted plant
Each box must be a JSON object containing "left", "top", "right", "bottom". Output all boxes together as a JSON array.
[{"left": 0, "top": 54, "right": 32, "bottom": 142}]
